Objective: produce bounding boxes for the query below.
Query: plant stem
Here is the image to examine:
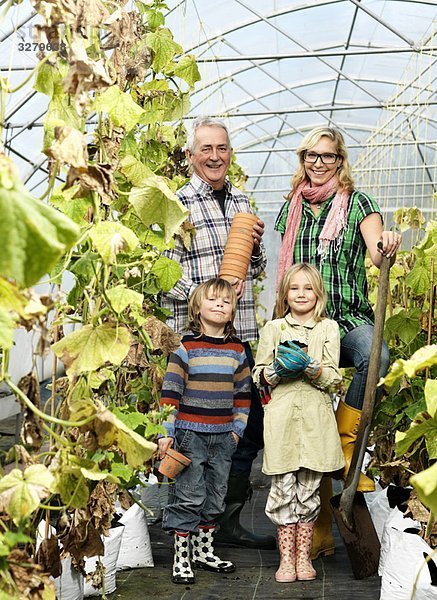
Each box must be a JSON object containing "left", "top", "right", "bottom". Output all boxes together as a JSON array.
[{"left": 6, "top": 377, "right": 96, "bottom": 428}]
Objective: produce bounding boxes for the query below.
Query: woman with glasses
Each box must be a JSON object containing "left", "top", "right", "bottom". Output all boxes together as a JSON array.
[{"left": 274, "top": 126, "right": 401, "bottom": 560}]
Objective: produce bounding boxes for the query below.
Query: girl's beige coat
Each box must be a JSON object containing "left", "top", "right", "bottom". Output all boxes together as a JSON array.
[{"left": 253, "top": 314, "right": 345, "bottom": 475}]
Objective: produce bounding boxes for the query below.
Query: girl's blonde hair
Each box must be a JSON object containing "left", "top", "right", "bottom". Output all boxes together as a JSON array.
[
  {"left": 275, "top": 263, "right": 327, "bottom": 321},
  {"left": 188, "top": 278, "right": 238, "bottom": 339},
  {"left": 290, "top": 126, "right": 354, "bottom": 196}
]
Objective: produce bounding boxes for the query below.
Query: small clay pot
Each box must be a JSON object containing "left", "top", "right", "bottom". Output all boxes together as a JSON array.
[{"left": 158, "top": 448, "right": 191, "bottom": 478}]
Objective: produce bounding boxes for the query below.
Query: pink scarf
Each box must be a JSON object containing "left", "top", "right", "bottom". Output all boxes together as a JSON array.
[{"left": 276, "top": 175, "right": 349, "bottom": 288}]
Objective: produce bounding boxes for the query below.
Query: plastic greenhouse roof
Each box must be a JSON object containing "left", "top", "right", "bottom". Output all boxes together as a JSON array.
[{"left": 1, "top": 0, "right": 436, "bottom": 223}]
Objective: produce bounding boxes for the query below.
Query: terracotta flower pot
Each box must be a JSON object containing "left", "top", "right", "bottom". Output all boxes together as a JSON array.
[
  {"left": 158, "top": 448, "right": 191, "bottom": 478},
  {"left": 219, "top": 212, "right": 259, "bottom": 282}
]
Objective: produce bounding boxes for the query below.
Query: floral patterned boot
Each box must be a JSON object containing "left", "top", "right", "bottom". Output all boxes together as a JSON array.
[{"left": 275, "top": 524, "right": 297, "bottom": 583}]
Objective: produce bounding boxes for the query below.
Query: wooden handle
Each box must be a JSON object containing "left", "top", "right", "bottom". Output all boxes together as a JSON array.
[{"left": 339, "top": 256, "right": 391, "bottom": 528}]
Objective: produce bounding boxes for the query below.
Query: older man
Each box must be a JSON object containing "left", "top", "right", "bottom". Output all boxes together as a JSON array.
[{"left": 161, "top": 117, "right": 275, "bottom": 549}]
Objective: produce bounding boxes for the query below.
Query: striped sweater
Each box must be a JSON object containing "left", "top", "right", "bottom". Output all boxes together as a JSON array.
[{"left": 160, "top": 334, "right": 252, "bottom": 438}]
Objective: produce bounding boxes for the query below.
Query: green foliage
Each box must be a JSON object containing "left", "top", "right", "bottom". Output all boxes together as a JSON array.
[
  {"left": 0, "top": 154, "right": 79, "bottom": 288},
  {"left": 0, "top": 5, "right": 198, "bottom": 579}
]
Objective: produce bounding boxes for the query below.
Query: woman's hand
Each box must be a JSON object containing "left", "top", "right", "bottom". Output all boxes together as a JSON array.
[
  {"left": 377, "top": 230, "right": 402, "bottom": 259},
  {"left": 158, "top": 436, "right": 174, "bottom": 460}
]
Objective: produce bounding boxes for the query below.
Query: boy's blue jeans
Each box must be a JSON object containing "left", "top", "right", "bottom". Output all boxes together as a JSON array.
[
  {"left": 340, "top": 323, "right": 390, "bottom": 409},
  {"left": 162, "top": 429, "right": 237, "bottom": 533}
]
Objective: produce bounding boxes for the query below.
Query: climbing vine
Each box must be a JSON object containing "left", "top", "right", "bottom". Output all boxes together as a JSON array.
[{"left": 0, "top": 1, "right": 204, "bottom": 596}]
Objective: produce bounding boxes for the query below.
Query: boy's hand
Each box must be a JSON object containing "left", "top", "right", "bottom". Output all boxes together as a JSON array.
[{"left": 158, "top": 436, "right": 174, "bottom": 460}]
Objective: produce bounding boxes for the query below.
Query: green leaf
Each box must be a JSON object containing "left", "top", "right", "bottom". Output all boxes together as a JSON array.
[
  {"left": 106, "top": 285, "right": 144, "bottom": 314},
  {"left": 0, "top": 465, "right": 54, "bottom": 524},
  {"left": 95, "top": 405, "right": 157, "bottom": 468},
  {"left": 89, "top": 368, "right": 115, "bottom": 390},
  {"left": 146, "top": 28, "right": 183, "bottom": 72},
  {"left": 80, "top": 467, "right": 119, "bottom": 484},
  {"left": 34, "top": 61, "right": 61, "bottom": 96},
  {"left": 385, "top": 310, "right": 421, "bottom": 345},
  {"left": 406, "top": 262, "right": 431, "bottom": 294},
  {"left": 52, "top": 470, "right": 89, "bottom": 509},
  {"left": 0, "top": 307, "right": 15, "bottom": 349},
  {"left": 94, "top": 86, "right": 145, "bottom": 131},
  {"left": 395, "top": 411, "right": 437, "bottom": 459},
  {"left": 173, "top": 55, "right": 201, "bottom": 87},
  {"left": 89, "top": 221, "right": 139, "bottom": 264},
  {"left": 410, "top": 461, "right": 437, "bottom": 514},
  {"left": 381, "top": 344, "right": 437, "bottom": 388},
  {"left": 129, "top": 174, "right": 188, "bottom": 242},
  {"left": 44, "top": 94, "right": 83, "bottom": 149},
  {"left": 163, "top": 92, "right": 190, "bottom": 121},
  {"left": 0, "top": 154, "right": 80, "bottom": 288},
  {"left": 110, "top": 462, "right": 133, "bottom": 482},
  {"left": 395, "top": 420, "right": 433, "bottom": 456},
  {"left": 425, "top": 379, "right": 437, "bottom": 417},
  {"left": 52, "top": 323, "right": 132, "bottom": 380},
  {"left": 50, "top": 184, "right": 93, "bottom": 225},
  {"left": 119, "top": 155, "right": 154, "bottom": 186},
  {"left": 151, "top": 256, "right": 181, "bottom": 292},
  {"left": 113, "top": 407, "right": 147, "bottom": 431},
  {"left": 405, "top": 397, "right": 427, "bottom": 420}
]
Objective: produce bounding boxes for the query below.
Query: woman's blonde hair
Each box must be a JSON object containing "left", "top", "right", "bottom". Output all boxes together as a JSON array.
[
  {"left": 188, "top": 278, "right": 238, "bottom": 339},
  {"left": 289, "top": 126, "right": 354, "bottom": 196},
  {"left": 275, "top": 263, "right": 327, "bottom": 321}
]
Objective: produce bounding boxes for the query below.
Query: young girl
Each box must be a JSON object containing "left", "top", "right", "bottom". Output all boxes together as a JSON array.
[
  {"left": 253, "top": 263, "right": 344, "bottom": 583},
  {"left": 159, "top": 278, "right": 251, "bottom": 585}
]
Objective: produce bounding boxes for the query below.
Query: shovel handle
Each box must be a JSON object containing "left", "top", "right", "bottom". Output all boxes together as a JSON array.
[{"left": 339, "top": 255, "right": 391, "bottom": 528}]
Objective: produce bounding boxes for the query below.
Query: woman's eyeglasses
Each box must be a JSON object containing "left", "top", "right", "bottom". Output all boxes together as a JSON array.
[{"left": 303, "top": 151, "right": 339, "bottom": 165}]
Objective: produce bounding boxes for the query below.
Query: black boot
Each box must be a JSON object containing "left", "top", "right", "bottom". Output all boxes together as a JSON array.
[{"left": 214, "top": 473, "right": 276, "bottom": 550}]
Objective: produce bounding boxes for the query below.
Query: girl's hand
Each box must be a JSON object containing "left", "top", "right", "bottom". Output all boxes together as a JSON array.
[{"left": 158, "top": 436, "right": 174, "bottom": 460}]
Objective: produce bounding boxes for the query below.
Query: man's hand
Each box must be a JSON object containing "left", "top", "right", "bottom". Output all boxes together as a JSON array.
[
  {"left": 158, "top": 436, "right": 174, "bottom": 460},
  {"left": 230, "top": 278, "right": 246, "bottom": 299},
  {"left": 252, "top": 218, "right": 265, "bottom": 256}
]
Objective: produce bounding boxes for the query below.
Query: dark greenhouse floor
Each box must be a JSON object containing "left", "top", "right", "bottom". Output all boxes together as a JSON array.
[
  {"left": 109, "top": 455, "right": 381, "bottom": 600},
  {"left": 0, "top": 401, "right": 381, "bottom": 600}
]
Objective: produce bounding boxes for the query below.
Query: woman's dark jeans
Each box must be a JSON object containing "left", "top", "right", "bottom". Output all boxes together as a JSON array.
[{"left": 340, "top": 323, "right": 390, "bottom": 409}]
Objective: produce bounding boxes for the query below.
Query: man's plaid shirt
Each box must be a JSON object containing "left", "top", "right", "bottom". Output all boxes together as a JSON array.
[
  {"left": 162, "top": 173, "right": 267, "bottom": 342},
  {"left": 275, "top": 190, "right": 381, "bottom": 338}
]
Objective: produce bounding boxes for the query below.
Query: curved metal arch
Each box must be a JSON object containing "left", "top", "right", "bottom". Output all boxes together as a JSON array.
[
  {"left": 215, "top": 74, "right": 431, "bottom": 126},
  {"left": 178, "top": 0, "right": 436, "bottom": 56}
]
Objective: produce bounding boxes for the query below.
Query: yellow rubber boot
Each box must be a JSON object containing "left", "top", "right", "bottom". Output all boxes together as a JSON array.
[
  {"left": 335, "top": 400, "right": 375, "bottom": 493},
  {"left": 311, "top": 477, "right": 335, "bottom": 560}
]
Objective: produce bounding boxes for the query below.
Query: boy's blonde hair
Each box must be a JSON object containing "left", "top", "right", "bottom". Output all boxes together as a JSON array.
[
  {"left": 188, "top": 278, "right": 238, "bottom": 339},
  {"left": 275, "top": 263, "right": 327, "bottom": 321},
  {"left": 290, "top": 126, "right": 354, "bottom": 195}
]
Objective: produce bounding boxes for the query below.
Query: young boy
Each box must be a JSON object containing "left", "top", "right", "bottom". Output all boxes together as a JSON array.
[{"left": 159, "top": 278, "right": 251, "bottom": 584}]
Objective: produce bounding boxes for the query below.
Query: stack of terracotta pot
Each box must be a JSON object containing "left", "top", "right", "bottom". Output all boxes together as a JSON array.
[{"left": 219, "top": 212, "right": 259, "bottom": 282}]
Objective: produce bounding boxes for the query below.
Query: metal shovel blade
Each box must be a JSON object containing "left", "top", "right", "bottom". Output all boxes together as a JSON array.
[{"left": 331, "top": 491, "right": 380, "bottom": 580}]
